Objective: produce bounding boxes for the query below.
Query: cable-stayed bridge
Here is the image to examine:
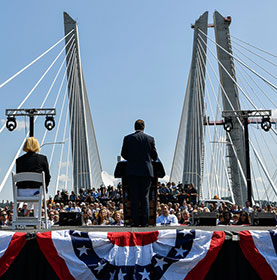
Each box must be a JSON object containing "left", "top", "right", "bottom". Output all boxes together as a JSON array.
[{"left": 0, "top": 11, "right": 276, "bottom": 206}]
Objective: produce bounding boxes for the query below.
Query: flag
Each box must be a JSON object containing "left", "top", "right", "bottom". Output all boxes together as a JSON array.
[
  {"left": 239, "top": 230, "right": 277, "bottom": 280},
  {"left": 37, "top": 229, "right": 225, "bottom": 280},
  {"left": 0, "top": 231, "right": 26, "bottom": 277}
]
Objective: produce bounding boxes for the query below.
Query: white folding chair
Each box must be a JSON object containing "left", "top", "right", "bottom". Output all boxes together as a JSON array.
[{"left": 12, "top": 172, "right": 48, "bottom": 230}]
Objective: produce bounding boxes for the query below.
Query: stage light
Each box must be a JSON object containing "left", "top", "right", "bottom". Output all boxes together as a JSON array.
[
  {"left": 223, "top": 118, "right": 233, "bottom": 132},
  {"left": 261, "top": 117, "right": 271, "bottom": 132},
  {"left": 6, "top": 116, "right": 17, "bottom": 131},
  {"left": 45, "top": 116, "right": 55, "bottom": 131}
]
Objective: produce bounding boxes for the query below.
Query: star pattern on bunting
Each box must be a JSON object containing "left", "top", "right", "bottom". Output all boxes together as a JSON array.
[
  {"left": 77, "top": 245, "right": 90, "bottom": 256},
  {"left": 94, "top": 261, "right": 106, "bottom": 273},
  {"left": 118, "top": 268, "right": 127, "bottom": 280},
  {"left": 68, "top": 229, "right": 198, "bottom": 279},
  {"left": 154, "top": 257, "right": 167, "bottom": 270},
  {"left": 139, "top": 268, "right": 150, "bottom": 279},
  {"left": 109, "top": 270, "right": 116, "bottom": 279},
  {"left": 174, "top": 246, "right": 188, "bottom": 257}
]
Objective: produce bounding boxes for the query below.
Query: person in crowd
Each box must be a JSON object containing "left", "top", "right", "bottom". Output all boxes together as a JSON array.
[
  {"left": 243, "top": 200, "right": 254, "bottom": 214},
  {"left": 83, "top": 211, "right": 92, "bottom": 226},
  {"left": 53, "top": 214, "right": 59, "bottom": 225},
  {"left": 235, "top": 211, "right": 250, "bottom": 225},
  {"left": 48, "top": 211, "right": 55, "bottom": 226},
  {"left": 156, "top": 205, "right": 178, "bottom": 225},
  {"left": 71, "top": 202, "right": 81, "bottom": 213},
  {"left": 218, "top": 211, "right": 231, "bottom": 225},
  {"left": 179, "top": 210, "right": 191, "bottom": 225},
  {"left": 230, "top": 213, "right": 240, "bottom": 225},
  {"left": 187, "top": 183, "right": 198, "bottom": 205},
  {"left": 54, "top": 191, "right": 62, "bottom": 202},
  {"left": 176, "top": 212, "right": 182, "bottom": 223},
  {"left": 0, "top": 211, "right": 9, "bottom": 226},
  {"left": 69, "top": 191, "right": 77, "bottom": 201},
  {"left": 65, "top": 201, "right": 74, "bottom": 212},
  {"left": 180, "top": 200, "right": 188, "bottom": 211},
  {"left": 18, "top": 203, "right": 30, "bottom": 217},
  {"left": 159, "top": 183, "right": 170, "bottom": 203},
  {"left": 84, "top": 192, "right": 94, "bottom": 204},
  {"left": 253, "top": 204, "right": 261, "bottom": 213},
  {"left": 93, "top": 208, "right": 110, "bottom": 225},
  {"left": 111, "top": 211, "right": 124, "bottom": 226},
  {"left": 121, "top": 119, "right": 158, "bottom": 227},
  {"left": 230, "top": 204, "right": 239, "bottom": 214}
]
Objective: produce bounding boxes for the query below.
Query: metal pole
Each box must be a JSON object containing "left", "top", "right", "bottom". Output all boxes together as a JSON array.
[
  {"left": 243, "top": 117, "right": 252, "bottom": 206},
  {"left": 29, "top": 115, "right": 34, "bottom": 137}
]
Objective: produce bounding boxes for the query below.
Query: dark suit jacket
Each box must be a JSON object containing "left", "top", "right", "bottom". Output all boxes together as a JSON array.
[
  {"left": 121, "top": 130, "right": 158, "bottom": 177},
  {"left": 16, "top": 152, "right": 51, "bottom": 189}
]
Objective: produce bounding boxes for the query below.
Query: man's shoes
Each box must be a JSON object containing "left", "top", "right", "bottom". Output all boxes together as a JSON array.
[{"left": 141, "top": 224, "right": 149, "bottom": 227}]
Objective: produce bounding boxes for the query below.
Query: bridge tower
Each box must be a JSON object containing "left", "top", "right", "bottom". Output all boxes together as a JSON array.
[
  {"left": 63, "top": 12, "right": 103, "bottom": 193},
  {"left": 213, "top": 11, "right": 247, "bottom": 205},
  {"left": 170, "top": 12, "right": 208, "bottom": 198}
]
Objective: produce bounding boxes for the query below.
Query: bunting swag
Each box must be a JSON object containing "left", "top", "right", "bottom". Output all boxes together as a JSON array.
[
  {"left": 0, "top": 231, "right": 26, "bottom": 277},
  {"left": 36, "top": 229, "right": 225, "bottom": 280},
  {"left": 239, "top": 230, "right": 277, "bottom": 280}
]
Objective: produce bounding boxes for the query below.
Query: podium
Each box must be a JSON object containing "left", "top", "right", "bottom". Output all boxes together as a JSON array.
[{"left": 114, "top": 160, "right": 165, "bottom": 226}]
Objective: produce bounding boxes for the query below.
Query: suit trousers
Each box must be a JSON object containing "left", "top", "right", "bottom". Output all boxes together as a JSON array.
[{"left": 127, "top": 175, "right": 152, "bottom": 226}]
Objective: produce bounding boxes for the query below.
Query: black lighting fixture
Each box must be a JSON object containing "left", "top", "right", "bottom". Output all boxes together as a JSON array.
[
  {"left": 45, "top": 116, "right": 55, "bottom": 131},
  {"left": 223, "top": 117, "right": 233, "bottom": 132},
  {"left": 261, "top": 116, "right": 271, "bottom": 132},
  {"left": 6, "top": 116, "right": 17, "bottom": 131}
]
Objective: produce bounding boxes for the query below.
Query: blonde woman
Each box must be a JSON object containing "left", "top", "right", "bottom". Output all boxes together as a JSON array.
[{"left": 16, "top": 137, "right": 51, "bottom": 217}]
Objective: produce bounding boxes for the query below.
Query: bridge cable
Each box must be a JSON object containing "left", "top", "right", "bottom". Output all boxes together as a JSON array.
[
  {"left": 39, "top": 42, "right": 75, "bottom": 146},
  {"left": 197, "top": 43, "right": 234, "bottom": 201},
  {"left": 198, "top": 33, "right": 277, "bottom": 139},
  {"left": 198, "top": 29, "right": 277, "bottom": 93},
  {"left": 0, "top": 30, "right": 74, "bottom": 89},
  {"left": 0, "top": 34, "right": 75, "bottom": 135},
  {"left": 197, "top": 34, "right": 247, "bottom": 201},
  {"left": 55, "top": 94, "right": 70, "bottom": 194},
  {"left": 64, "top": 127, "right": 72, "bottom": 191},
  {"left": 231, "top": 39, "right": 277, "bottom": 67},
  {"left": 197, "top": 35, "right": 247, "bottom": 190},
  {"left": 47, "top": 48, "right": 76, "bottom": 165},
  {"left": 198, "top": 49, "right": 233, "bottom": 200},
  {"left": 250, "top": 126, "right": 273, "bottom": 202},
  {"left": 198, "top": 33, "right": 258, "bottom": 109},
  {"left": 230, "top": 35, "right": 277, "bottom": 58},
  {"left": 232, "top": 44, "right": 277, "bottom": 81},
  {"left": 235, "top": 60, "right": 276, "bottom": 108},
  {"left": 201, "top": 33, "right": 277, "bottom": 201}
]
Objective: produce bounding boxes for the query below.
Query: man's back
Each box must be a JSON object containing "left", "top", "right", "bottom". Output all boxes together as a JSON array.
[{"left": 121, "top": 131, "right": 158, "bottom": 177}]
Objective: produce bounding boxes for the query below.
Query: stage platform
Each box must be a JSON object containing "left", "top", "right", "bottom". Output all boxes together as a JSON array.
[
  {"left": 0, "top": 225, "right": 276, "bottom": 279},
  {"left": 1, "top": 224, "right": 276, "bottom": 235}
]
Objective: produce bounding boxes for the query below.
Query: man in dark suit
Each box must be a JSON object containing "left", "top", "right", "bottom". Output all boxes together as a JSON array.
[{"left": 121, "top": 119, "right": 158, "bottom": 226}]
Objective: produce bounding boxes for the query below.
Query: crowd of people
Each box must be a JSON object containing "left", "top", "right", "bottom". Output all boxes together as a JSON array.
[{"left": 1, "top": 181, "right": 276, "bottom": 227}]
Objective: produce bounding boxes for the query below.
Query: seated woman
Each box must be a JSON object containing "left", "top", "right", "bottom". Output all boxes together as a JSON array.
[
  {"left": 16, "top": 137, "right": 51, "bottom": 217},
  {"left": 111, "top": 211, "right": 124, "bottom": 226},
  {"left": 235, "top": 211, "right": 251, "bottom": 225},
  {"left": 93, "top": 208, "right": 110, "bottom": 225},
  {"left": 179, "top": 210, "right": 191, "bottom": 225}
]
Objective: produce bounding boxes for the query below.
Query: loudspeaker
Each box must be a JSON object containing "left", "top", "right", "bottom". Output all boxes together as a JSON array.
[
  {"left": 59, "top": 212, "right": 83, "bottom": 226},
  {"left": 251, "top": 212, "right": 276, "bottom": 226},
  {"left": 192, "top": 212, "right": 217, "bottom": 226}
]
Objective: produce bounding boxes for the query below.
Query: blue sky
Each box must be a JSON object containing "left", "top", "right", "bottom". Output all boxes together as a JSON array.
[{"left": 0, "top": 1, "right": 277, "bottom": 200}]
